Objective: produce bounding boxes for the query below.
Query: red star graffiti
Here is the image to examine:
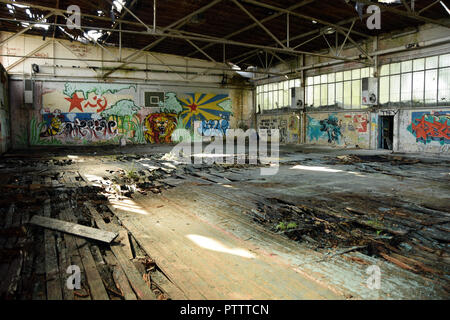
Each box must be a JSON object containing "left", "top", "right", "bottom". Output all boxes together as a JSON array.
[
  {"left": 65, "top": 93, "right": 84, "bottom": 112},
  {"left": 187, "top": 103, "right": 198, "bottom": 112}
]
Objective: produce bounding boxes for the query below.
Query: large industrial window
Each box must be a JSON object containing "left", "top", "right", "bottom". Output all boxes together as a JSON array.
[
  {"left": 256, "top": 79, "right": 301, "bottom": 111},
  {"left": 379, "top": 53, "right": 450, "bottom": 107},
  {"left": 304, "top": 67, "right": 374, "bottom": 110}
]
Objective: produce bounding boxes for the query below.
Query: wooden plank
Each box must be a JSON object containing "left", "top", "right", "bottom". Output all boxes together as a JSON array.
[
  {"left": 150, "top": 269, "right": 187, "bottom": 300},
  {"left": 30, "top": 215, "right": 118, "bottom": 243},
  {"left": 109, "top": 243, "right": 156, "bottom": 300},
  {"left": 85, "top": 203, "right": 156, "bottom": 300},
  {"left": 56, "top": 236, "right": 74, "bottom": 300},
  {"left": 104, "top": 251, "right": 137, "bottom": 300},
  {"left": 59, "top": 209, "right": 91, "bottom": 300},
  {"left": 43, "top": 200, "right": 63, "bottom": 300},
  {"left": 75, "top": 237, "right": 110, "bottom": 300},
  {"left": 118, "top": 230, "right": 134, "bottom": 260}
]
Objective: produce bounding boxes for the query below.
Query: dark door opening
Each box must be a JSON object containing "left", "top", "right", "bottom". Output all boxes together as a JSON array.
[{"left": 379, "top": 115, "right": 394, "bottom": 150}]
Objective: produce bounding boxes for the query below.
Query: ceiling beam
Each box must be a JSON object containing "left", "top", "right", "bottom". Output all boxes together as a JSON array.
[
  {"left": 102, "top": 0, "right": 224, "bottom": 78},
  {"left": 242, "top": 0, "right": 370, "bottom": 39},
  {"left": 240, "top": 0, "right": 373, "bottom": 62},
  {"left": 186, "top": 0, "right": 317, "bottom": 58},
  {"left": 231, "top": 0, "right": 287, "bottom": 49},
  {"left": 350, "top": 0, "right": 450, "bottom": 28},
  {"left": 0, "top": 11, "right": 54, "bottom": 47}
]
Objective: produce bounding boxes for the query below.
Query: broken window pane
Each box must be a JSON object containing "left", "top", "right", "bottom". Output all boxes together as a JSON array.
[
  {"left": 412, "top": 71, "right": 424, "bottom": 105},
  {"left": 438, "top": 67, "right": 450, "bottom": 104},
  {"left": 425, "top": 69, "right": 437, "bottom": 105}
]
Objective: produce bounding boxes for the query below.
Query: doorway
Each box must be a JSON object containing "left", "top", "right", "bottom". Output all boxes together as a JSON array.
[{"left": 379, "top": 115, "right": 394, "bottom": 150}]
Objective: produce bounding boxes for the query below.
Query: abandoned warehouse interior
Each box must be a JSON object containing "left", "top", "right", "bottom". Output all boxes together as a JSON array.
[{"left": 0, "top": 0, "right": 449, "bottom": 302}]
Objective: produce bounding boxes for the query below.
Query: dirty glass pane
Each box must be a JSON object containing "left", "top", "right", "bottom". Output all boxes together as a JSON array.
[
  {"left": 413, "top": 58, "right": 425, "bottom": 71},
  {"left": 328, "top": 73, "right": 335, "bottom": 83},
  {"left": 380, "top": 64, "right": 389, "bottom": 76},
  {"left": 306, "top": 77, "right": 312, "bottom": 86},
  {"left": 439, "top": 53, "right": 450, "bottom": 68},
  {"left": 361, "top": 67, "right": 369, "bottom": 78},
  {"left": 328, "top": 83, "right": 335, "bottom": 106},
  {"left": 438, "top": 67, "right": 450, "bottom": 104},
  {"left": 412, "top": 71, "right": 424, "bottom": 104},
  {"left": 401, "top": 60, "right": 412, "bottom": 73},
  {"left": 426, "top": 56, "right": 438, "bottom": 69},
  {"left": 321, "top": 84, "right": 328, "bottom": 106},
  {"left": 379, "top": 76, "right": 389, "bottom": 104},
  {"left": 279, "top": 90, "right": 284, "bottom": 107},
  {"left": 425, "top": 70, "right": 437, "bottom": 105},
  {"left": 352, "top": 80, "right": 361, "bottom": 108},
  {"left": 335, "top": 71, "right": 343, "bottom": 82},
  {"left": 321, "top": 74, "right": 327, "bottom": 84},
  {"left": 295, "top": 79, "right": 301, "bottom": 87},
  {"left": 352, "top": 69, "right": 360, "bottom": 80},
  {"left": 314, "top": 84, "right": 320, "bottom": 107},
  {"left": 390, "top": 63, "right": 400, "bottom": 74},
  {"left": 343, "top": 81, "right": 352, "bottom": 108},
  {"left": 284, "top": 88, "right": 289, "bottom": 107},
  {"left": 390, "top": 75, "right": 400, "bottom": 103},
  {"left": 344, "top": 70, "right": 352, "bottom": 81},
  {"left": 263, "top": 92, "right": 268, "bottom": 110},
  {"left": 314, "top": 76, "right": 320, "bottom": 85},
  {"left": 401, "top": 73, "right": 412, "bottom": 102},
  {"left": 307, "top": 86, "right": 314, "bottom": 107},
  {"left": 336, "top": 82, "right": 343, "bottom": 107}
]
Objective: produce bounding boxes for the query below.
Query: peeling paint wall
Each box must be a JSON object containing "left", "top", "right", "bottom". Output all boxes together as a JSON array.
[{"left": 0, "top": 64, "right": 10, "bottom": 153}]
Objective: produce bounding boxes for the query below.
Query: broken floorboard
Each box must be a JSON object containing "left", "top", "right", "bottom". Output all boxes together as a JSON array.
[{"left": 107, "top": 193, "right": 342, "bottom": 300}]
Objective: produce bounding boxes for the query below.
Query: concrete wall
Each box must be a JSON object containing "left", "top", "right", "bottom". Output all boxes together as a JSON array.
[
  {"left": 0, "top": 64, "right": 10, "bottom": 153},
  {"left": 0, "top": 33, "right": 253, "bottom": 148}
]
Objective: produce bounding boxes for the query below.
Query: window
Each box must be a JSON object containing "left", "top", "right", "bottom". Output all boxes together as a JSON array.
[
  {"left": 304, "top": 67, "right": 371, "bottom": 109},
  {"left": 438, "top": 67, "right": 450, "bottom": 104},
  {"left": 378, "top": 53, "right": 448, "bottom": 107},
  {"left": 256, "top": 78, "right": 300, "bottom": 110}
]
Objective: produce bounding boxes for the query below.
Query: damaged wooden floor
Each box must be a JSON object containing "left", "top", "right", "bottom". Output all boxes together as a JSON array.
[{"left": 0, "top": 145, "right": 449, "bottom": 299}]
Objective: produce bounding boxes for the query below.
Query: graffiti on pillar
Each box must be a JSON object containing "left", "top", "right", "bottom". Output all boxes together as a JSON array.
[{"left": 408, "top": 111, "right": 450, "bottom": 145}]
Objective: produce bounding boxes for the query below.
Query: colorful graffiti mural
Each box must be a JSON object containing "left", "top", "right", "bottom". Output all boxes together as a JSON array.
[
  {"left": 143, "top": 113, "right": 177, "bottom": 143},
  {"left": 307, "top": 112, "right": 370, "bottom": 147},
  {"left": 344, "top": 114, "right": 368, "bottom": 133},
  {"left": 35, "top": 84, "right": 232, "bottom": 145},
  {"left": 308, "top": 114, "right": 342, "bottom": 144},
  {"left": 408, "top": 111, "right": 450, "bottom": 145},
  {"left": 35, "top": 83, "right": 142, "bottom": 145}
]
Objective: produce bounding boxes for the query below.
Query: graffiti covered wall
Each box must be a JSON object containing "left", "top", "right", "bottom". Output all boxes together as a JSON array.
[
  {"left": 306, "top": 112, "right": 370, "bottom": 148},
  {"left": 400, "top": 109, "right": 450, "bottom": 153},
  {"left": 0, "top": 64, "right": 10, "bottom": 153},
  {"left": 33, "top": 82, "right": 233, "bottom": 145},
  {"left": 257, "top": 114, "right": 300, "bottom": 143}
]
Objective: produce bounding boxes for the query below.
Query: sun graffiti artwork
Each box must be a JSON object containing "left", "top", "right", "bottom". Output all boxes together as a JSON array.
[{"left": 178, "top": 93, "right": 232, "bottom": 129}]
